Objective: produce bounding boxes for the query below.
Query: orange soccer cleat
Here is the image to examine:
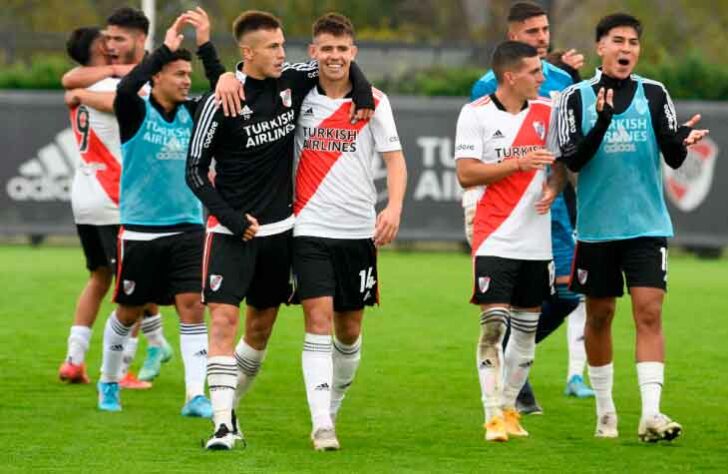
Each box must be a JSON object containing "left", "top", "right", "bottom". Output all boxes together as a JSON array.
[
  {"left": 58, "top": 361, "right": 90, "bottom": 384},
  {"left": 120, "top": 371, "right": 152, "bottom": 390}
]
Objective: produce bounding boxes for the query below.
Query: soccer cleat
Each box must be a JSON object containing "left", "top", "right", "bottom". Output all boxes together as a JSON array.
[
  {"left": 181, "top": 395, "right": 213, "bottom": 419},
  {"left": 120, "top": 372, "right": 152, "bottom": 390},
  {"left": 503, "top": 408, "right": 529, "bottom": 437},
  {"left": 231, "top": 410, "right": 245, "bottom": 442},
  {"left": 97, "top": 381, "right": 122, "bottom": 412},
  {"left": 311, "top": 427, "right": 340, "bottom": 451},
  {"left": 484, "top": 416, "right": 508, "bottom": 442},
  {"left": 595, "top": 412, "right": 619, "bottom": 438},
  {"left": 516, "top": 380, "right": 543, "bottom": 415},
  {"left": 205, "top": 424, "right": 237, "bottom": 450},
  {"left": 638, "top": 413, "right": 682, "bottom": 443},
  {"left": 138, "top": 341, "right": 172, "bottom": 381},
  {"left": 59, "top": 361, "right": 90, "bottom": 384},
  {"left": 565, "top": 375, "right": 595, "bottom": 398}
]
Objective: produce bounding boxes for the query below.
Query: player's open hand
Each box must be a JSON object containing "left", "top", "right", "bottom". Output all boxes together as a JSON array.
[
  {"left": 374, "top": 206, "right": 401, "bottom": 247},
  {"left": 683, "top": 114, "right": 709, "bottom": 146},
  {"left": 518, "top": 148, "right": 555, "bottom": 171},
  {"left": 64, "top": 89, "right": 81, "bottom": 108},
  {"left": 182, "top": 7, "right": 210, "bottom": 46},
  {"left": 349, "top": 105, "right": 374, "bottom": 124},
  {"left": 596, "top": 87, "right": 614, "bottom": 113},
  {"left": 164, "top": 16, "right": 186, "bottom": 52},
  {"left": 561, "top": 49, "right": 585, "bottom": 70},
  {"left": 242, "top": 214, "right": 259, "bottom": 241},
  {"left": 535, "top": 181, "right": 557, "bottom": 215},
  {"left": 215, "top": 73, "right": 245, "bottom": 117}
]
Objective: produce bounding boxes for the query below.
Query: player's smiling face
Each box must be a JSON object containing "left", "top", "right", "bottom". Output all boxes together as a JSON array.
[
  {"left": 242, "top": 28, "right": 286, "bottom": 79},
  {"left": 310, "top": 33, "right": 357, "bottom": 83},
  {"left": 598, "top": 26, "right": 641, "bottom": 79},
  {"left": 104, "top": 25, "right": 144, "bottom": 65},
  {"left": 509, "top": 55, "right": 544, "bottom": 101},
  {"left": 508, "top": 15, "right": 550, "bottom": 58},
  {"left": 153, "top": 59, "right": 192, "bottom": 103}
]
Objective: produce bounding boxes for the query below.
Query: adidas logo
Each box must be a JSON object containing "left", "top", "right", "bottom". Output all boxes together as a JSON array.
[
  {"left": 491, "top": 129, "right": 505, "bottom": 139},
  {"left": 194, "top": 349, "right": 208, "bottom": 357},
  {"left": 6, "top": 128, "right": 79, "bottom": 202},
  {"left": 302, "top": 107, "right": 314, "bottom": 116},
  {"left": 110, "top": 344, "right": 124, "bottom": 352},
  {"left": 241, "top": 105, "right": 253, "bottom": 120},
  {"left": 314, "top": 383, "right": 330, "bottom": 391}
]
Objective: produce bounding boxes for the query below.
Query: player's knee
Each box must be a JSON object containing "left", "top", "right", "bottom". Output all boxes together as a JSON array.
[
  {"left": 176, "top": 294, "right": 205, "bottom": 323},
  {"left": 89, "top": 268, "right": 112, "bottom": 293},
  {"left": 634, "top": 300, "right": 662, "bottom": 332}
]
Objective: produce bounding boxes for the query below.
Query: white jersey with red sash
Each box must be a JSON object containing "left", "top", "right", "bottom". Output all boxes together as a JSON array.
[
  {"left": 293, "top": 86, "right": 401, "bottom": 239},
  {"left": 69, "top": 78, "right": 122, "bottom": 225},
  {"left": 454, "top": 95, "right": 553, "bottom": 260}
]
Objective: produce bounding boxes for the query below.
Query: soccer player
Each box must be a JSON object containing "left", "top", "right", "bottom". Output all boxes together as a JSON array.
[
  {"left": 60, "top": 7, "right": 174, "bottom": 386},
  {"left": 556, "top": 13, "right": 708, "bottom": 441},
  {"left": 186, "top": 10, "right": 374, "bottom": 450},
  {"left": 94, "top": 9, "right": 225, "bottom": 416},
  {"left": 455, "top": 41, "right": 566, "bottom": 442},
  {"left": 467, "top": 1, "right": 593, "bottom": 414},
  {"left": 292, "top": 13, "right": 406, "bottom": 451}
]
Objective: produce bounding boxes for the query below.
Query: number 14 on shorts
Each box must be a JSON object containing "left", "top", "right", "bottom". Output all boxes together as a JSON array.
[{"left": 359, "top": 267, "right": 376, "bottom": 294}]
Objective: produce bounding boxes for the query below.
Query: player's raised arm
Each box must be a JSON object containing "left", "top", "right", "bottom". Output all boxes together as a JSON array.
[
  {"left": 183, "top": 7, "right": 226, "bottom": 91},
  {"left": 65, "top": 89, "right": 115, "bottom": 113},
  {"left": 557, "top": 85, "right": 613, "bottom": 172}
]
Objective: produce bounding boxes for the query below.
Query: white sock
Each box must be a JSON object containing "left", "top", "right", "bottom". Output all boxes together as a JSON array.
[
  {"left": 589, "top": 363, "right": 616, "bottom": 417},
  {"left": 502, "top": 310, "right": 539, "bottom": 408},
  {"left": 637, "top": 361, "right": 663, "bottom": 419},
  {"left": 66, "top": 325, "right": 92, "bottom": 365},
  {"left": 100, "top": 311, "right": 132, "bottom": 383},
  {"left": 233, "top": 339, "right": 266, "bottom": 408},
  {"left": 477, "top": 307, "right": 509, "bottom": 422},
  {"left": 141, "top": 313, "right": 166, "bottom": 347},
  {"left": 180, "top": 323, "right": 208, "bottom": 400},
  {"left": 566, "top": 300, "right": 588, "bottom": 380},
  {"left": 331, "top": 335, "right": 362, "bottom": 420},
  {"left": 302, "top": 333, "right": 334, "bottom": 431},
  {"left": 119, "top": 337, "right": 139, "bottom": 378},
  {"left": 207, "top": 356, "right": 237, "bottom": 429}
]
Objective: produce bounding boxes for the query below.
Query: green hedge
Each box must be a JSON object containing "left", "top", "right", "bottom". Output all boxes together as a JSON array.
[{"left": 3, "top": 53, "right": 728, "bottom": 100}]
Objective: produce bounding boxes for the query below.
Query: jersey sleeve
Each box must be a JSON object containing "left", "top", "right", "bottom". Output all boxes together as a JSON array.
[
  {"left": 645, "top": 81, "right": 691, "bottom": 169},
  {"left": 281, "top": 60, "right": 320, "bottom": 95},
  {"left": 454, "top": 105, "right": 484, "bottom": 161},
  {"left": 87, "top": 77, "right": 120, "bottom": 93},
  {"left": 546, "top": 102, "right": 561, "bottom": 157},
  {"left": 185, "top": 93, "right": 249, "bottom": 236},
  {"left": 369, "top": 93, "right": 401, "bottom": 153}
]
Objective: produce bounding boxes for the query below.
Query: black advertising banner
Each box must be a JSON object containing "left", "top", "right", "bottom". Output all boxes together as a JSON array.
[{"left": 1, "top": 92, "right": 726, "bottom": 247}]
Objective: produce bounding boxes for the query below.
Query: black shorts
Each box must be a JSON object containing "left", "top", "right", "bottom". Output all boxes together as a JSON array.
[
  {"left": 569, "top": 237, "right": 668, "bottom": 298},
  {"left": 76, "top": 224, "right": 119, "bottom": 272},
  {"left": 114, "top": 230, "right": 203, "bottom": 306},
  {"left": 202, "top": 230, "right": 293, "bottom": 309},
  {"left": 293, "top": 237, "right": 378, "bottom": 312},
  {"left": 471, "top": 256, "right": 554, "bottom": 308}
]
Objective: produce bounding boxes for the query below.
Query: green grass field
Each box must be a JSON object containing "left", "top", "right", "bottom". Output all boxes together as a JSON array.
[{"left": 2, "top": 245, "right": 727, "bottom": 472}]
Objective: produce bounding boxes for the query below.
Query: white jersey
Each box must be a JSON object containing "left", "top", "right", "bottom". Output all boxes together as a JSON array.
[
  {"left": 293, "top": 86, "right": 401, "bottom": 239},
  {"left": 70, "top": 78, "right": 122, "bottom": 225},
  {"left": 454, "top": 94, "right": 554, "bottom": 260}
]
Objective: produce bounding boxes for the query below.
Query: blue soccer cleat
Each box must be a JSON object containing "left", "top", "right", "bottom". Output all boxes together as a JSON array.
[
  {"left": 97, "top": 381, "right": 122, "bottom": 412},
  {"left": 181, "top": 395, "right": 213, "bottom": 418},
  {"left": 565, "top": 374, "right": 595, "bottom": 398},
  {"left": 138, "top": 341, "right": 173, "bottom": 381}
]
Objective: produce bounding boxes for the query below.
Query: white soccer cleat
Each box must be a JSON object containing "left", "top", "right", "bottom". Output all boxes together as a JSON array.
[
  {"left": 638, "top": 413, "right": 682, "bottom": 443},
  {"left": 205, "top": 424, "right": 237, "bottom": 450},
  {"left": 231, "top": 410, "right": 245, "bottom": 442},
  {"left": 311, "top": 427, "right": 340, "bottom": 451},
  {"left": 595, "top": 412, "right": 619, "bottom": 438}
]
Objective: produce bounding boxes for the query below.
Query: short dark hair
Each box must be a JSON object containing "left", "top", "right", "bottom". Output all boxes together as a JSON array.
[
  {"left": 107, "top": 7, "right": 149, "bottom": 35},
  {"left": 313, "top": 13, "right": 355, "bottom": 39},
  {"left": 492, "top": 40, "right": 539, "bottom": 83},
  {"left": 595, "top": 13, "right": 642, "bottom": 41},
  {"left": 507, "top": 2, "right": 547, "bottom": 23},
  {"left": 232, "top": 10, "right": 282, "bottom": 42},
  {"left": 66, "top": 27, "right": 102, "bottom": 66},
  {"left": 151, "top": 48, "right": 191, "bottom": 87}
]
